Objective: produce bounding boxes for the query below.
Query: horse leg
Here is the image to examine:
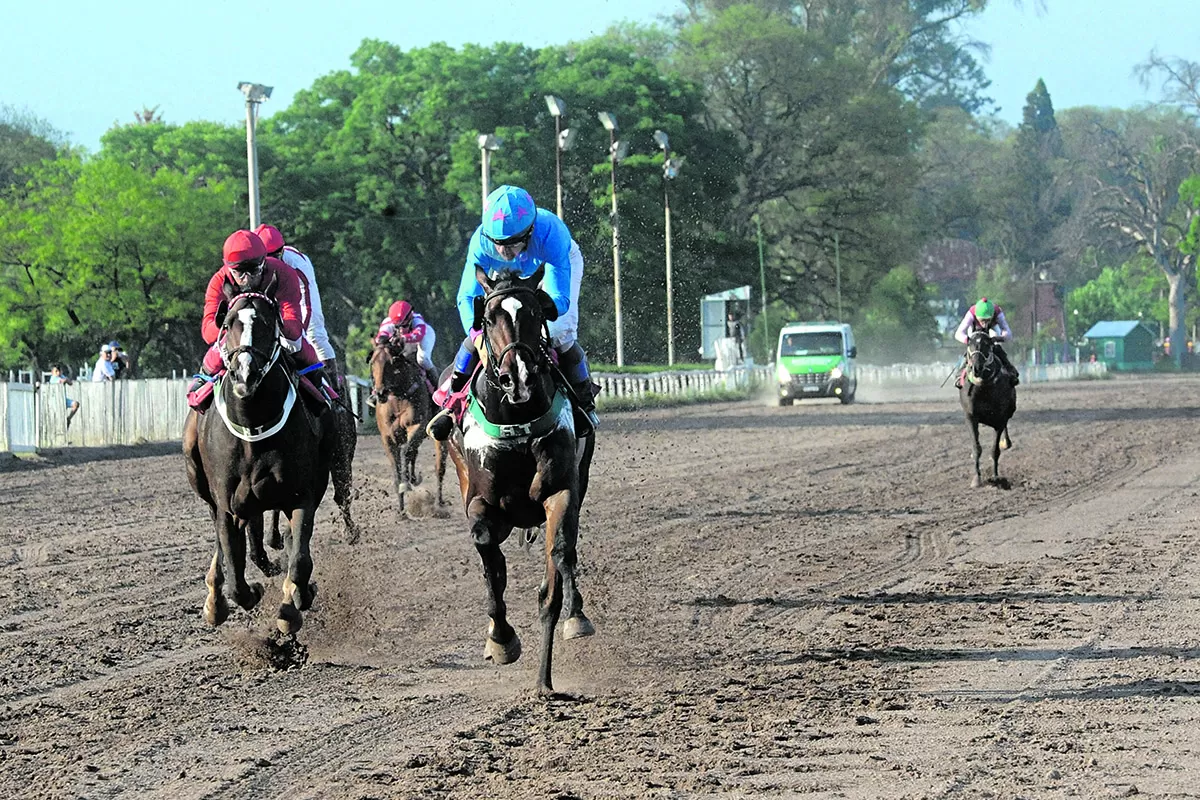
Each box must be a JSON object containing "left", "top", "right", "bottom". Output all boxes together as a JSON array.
[
  {"left": 332, "top": 417, "right": 358, "bottom": 543},
  {"left": 278, "top": 504, "right": 317, "bottom": 635},
  {"left": 218, "top": 512, "right": 264, "bottom": 614},
  {"left": 434, "top": 439, "right": 447, "bottom": 507},
  {"left": 247, "top": 513, "right": 279, "bottom": 577},
  {"left": 969, "top": 420, "right": 983, "bottom": 488},
  {"left": 267, "top": 510, "right": 286, "bottom": 550},
  {"left": 472, "top": 505, "right": 520, "bottom": 665},
  {"left": 388, "top": 431, "right": 409, "bottom": 514},
  {"left": 403, "top": 428, "right": 422, "bottom": 496},
  {"left": 203, "top": 549, "right": 228, "bottom": 627},
  {"left": 1001, "top": 425, "right": 1013, "bottom": 450},
  {"left": 991, "top": 426, "right": 1003, "bottom": 481},
  {"left": 538, "top": 489, "right": 594, "bottom": 697}
]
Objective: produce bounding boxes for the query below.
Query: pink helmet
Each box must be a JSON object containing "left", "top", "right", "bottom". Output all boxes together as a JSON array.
[
  {"left": 388, "top": 300, "right": 413, "bottom": 325},
  {"left": 254, "top": 224, "right": 285, "bottom": 254},
  {"left": 222, "top": 230, "right": 267, "bottom": 267}
]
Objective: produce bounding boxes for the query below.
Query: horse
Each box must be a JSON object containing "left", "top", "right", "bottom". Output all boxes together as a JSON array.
[
  {"left": 959, "top": 329, "right": 1017, "bottom": 488},
  {"left": 267, "top": 398, "right": 359, "bottom": 546},
  {"left": 446, "top": 265, "right": 596, "bottom": 698},
  {"left": 183, "top": 279, "right": 336, "bottom": 634},
  {"left": 370, "top": 339, "right": 445, "bottom": 514}
]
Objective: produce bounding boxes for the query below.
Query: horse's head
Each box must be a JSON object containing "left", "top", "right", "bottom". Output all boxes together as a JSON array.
[
  {"left": 370, "top": 338, "right": 422, "bottom": 399},
  {"left": 966, "top": 329, "right": 999, "bottom": 384},
  {"left": 476, "top": 265, "right": 552, "bottom": 405},
  {"left": 220, "top": 274, "right": 282, "bottom": 399}
]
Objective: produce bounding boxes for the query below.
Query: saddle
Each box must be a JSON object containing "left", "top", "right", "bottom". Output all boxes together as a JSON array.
[{"left": 187, "top": 369, "right": 332, "bottom": 416}]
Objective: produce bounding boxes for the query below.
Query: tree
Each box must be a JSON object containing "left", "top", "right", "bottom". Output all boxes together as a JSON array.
[
  {"left": 0, "top": 154, "right": 240, "bottom": 373},
  {"left": 1062, "top": 108, "right": 1199, "bottom": 366},
  {"left": 854, "top": 266, "right": 940, "bottom": 364},
  {"left": 0, "top": 104, "right": 65, "bottom": 192}
]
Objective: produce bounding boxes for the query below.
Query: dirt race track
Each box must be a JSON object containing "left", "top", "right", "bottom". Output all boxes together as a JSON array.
[{"left": 4, "top": 375, "right": 1200, "bottom": 799}]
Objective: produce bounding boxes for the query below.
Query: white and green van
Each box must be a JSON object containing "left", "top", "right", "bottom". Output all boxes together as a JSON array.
[{"left": 775, "top": 323, "right": 857, "bottom": 405}]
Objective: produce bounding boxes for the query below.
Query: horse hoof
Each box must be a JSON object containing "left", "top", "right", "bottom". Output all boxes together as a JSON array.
[
  {"left": 563, "top": 615, "right": 596, "bottom": 639},
  {"left": 277, "top": 603, "right": 303, "bottom": 635},
  {"left": 971, "top": 476, "right": 981, "bottom": 488},
  {"left": 203, "top": 595, "right": 229, "bottom": 627},
  {"left": 484, "top": 632, "right": 522, "bottom": 664},
  {"left": 234, "top": 582, "right": 265, "bottom": 611}
]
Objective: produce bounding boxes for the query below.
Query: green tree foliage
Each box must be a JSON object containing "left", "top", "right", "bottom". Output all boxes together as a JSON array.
[
  {"left": 0, "top": 154, "right": 240, "bottom": 373},
  {"left": 0, "top": 104, "right": 65, "bottom": 192},
  {"left": 1066, "top": 256, "right": 1167, "bottom": 341},
  {"left": 854, "top": 266, "right": 939, "bottom": 364}
]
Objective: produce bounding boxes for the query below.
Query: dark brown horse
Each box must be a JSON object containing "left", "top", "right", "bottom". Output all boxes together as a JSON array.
[
  {"left": 446, "top": 266, "right": 596, "bottom": 697},
  {"left": 959, "top": 330, "right": 1017, "bottom": 487},
  {"left": 370, "top": 339, "right": 445, "bottom": 514},
  {"left": 183, "top": 284, "right": 335, "bottom": 634}
]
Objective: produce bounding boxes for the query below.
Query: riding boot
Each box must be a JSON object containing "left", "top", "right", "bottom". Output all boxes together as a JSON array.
[
  {"left": 995, "top": 347, "right": 1020, "bottom": 386},
  {"left": 424, "top": 365, "right": 441, "bottom": 394},
  {"left": 558, "top": 342, "right": 600, "bottom": 432},
  {"left": 187, "top": 365, "right": 216, "bottom": 395}
]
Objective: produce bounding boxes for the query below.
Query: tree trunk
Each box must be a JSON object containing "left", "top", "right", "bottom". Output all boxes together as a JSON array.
[{"left": 1168, "top": 270, "right": 1186, "bottom": 368}]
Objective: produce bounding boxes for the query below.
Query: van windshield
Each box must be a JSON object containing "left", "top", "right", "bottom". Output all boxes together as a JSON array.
[{"left": 780, "top": 332, "right": 844, "bottom": 357}]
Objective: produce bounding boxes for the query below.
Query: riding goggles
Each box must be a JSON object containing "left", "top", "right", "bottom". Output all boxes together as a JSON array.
[
  {"left": 483, "top": 226, "right": 534, "bottom": 248},
  {"left": 230, "top": 258, "right": 266, "bottom": 277}
]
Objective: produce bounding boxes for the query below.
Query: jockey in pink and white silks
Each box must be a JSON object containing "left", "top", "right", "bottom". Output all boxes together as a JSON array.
[
  {"left": 954, "top": 297, "right": 1020, "bottom": 387},
  {"left": 427, "top": 184, "right": 596, "bottom": 439},
  {"left": 254, "top": 225, "right": 339, "bottom": 385},
  {"left": 374, "top": 300, "right": 440, "bottom": 388}
]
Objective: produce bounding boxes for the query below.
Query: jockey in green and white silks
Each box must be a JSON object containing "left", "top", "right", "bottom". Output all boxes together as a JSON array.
[
  {"left": 430, "top": 184, "right": 597, "bottom": 433},
  {"left": 954, "top": 297, "right": 1020, "bottom": 386}
]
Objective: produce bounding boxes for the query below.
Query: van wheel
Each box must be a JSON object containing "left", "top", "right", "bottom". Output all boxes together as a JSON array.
[
  {"left": 778, "top": 397, "right": 793, "bottom": 407},
  {"left": 840, "top": 390, "right": 855, "bottom": 405}
]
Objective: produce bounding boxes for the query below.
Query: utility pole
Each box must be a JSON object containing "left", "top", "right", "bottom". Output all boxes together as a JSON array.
[
  {"left": 237, "top": 82, "right": 272, "bottom": 229},
  {"left": 757, "top": 215, "right": 769, "bottom": 361}
]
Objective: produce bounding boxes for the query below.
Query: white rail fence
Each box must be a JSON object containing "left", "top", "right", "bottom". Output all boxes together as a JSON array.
[{"left": 0, "top": 360, "right": 1108, "bottom": 452}]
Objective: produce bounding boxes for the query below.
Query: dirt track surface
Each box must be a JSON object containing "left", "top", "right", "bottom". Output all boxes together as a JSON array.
[{"left": 4, "top": 375, "right": 1200, "bottom": 799}]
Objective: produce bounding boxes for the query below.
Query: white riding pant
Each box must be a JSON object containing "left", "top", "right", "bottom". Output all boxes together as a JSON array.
[{"left": 545, "top": 240, "right": 583, "bottom": 351}]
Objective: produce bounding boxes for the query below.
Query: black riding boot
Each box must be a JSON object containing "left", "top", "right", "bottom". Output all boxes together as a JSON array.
[
  {"left": 996, "top": 347, "right": 1020, "bottom": 386},
  {"left": 424, "top": 365, "right": 441, "bottom": 392}
]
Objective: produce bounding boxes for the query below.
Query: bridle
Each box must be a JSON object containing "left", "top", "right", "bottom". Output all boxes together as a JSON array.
[
  {"left": 479, "top": 285, "right": 553, "bottom": 390},
  {"left": 374, "top": 340, "right": 422, "bottom": 397},
  {"left": 965, "top": 331, "right": 998, "bottom": 384},
  {"left": 220, "top": 291, "right": 282, "bottom": 388}
]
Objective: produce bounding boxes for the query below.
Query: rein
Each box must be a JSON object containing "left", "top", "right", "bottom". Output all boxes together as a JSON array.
[
  {"left": 479, "top": 286, "right": 552, "bottom": 390},
  {"left": 220, "top": 291, "right": 282, "bottom": 376}
]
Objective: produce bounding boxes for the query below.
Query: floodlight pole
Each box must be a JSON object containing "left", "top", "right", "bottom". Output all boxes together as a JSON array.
[
  {"left": 545, "top": 96, "right": 566, "bottom": 219},
  {"left": 238, "top": 82, "right": 272, "bottom": 229},
  {"left": 478, "top": 133, "right": 501, "bottom": 209},
  {"left": 655, "top": 130, "right": 676, "bottom": 365},
  {"left": 599, "top": 112, "right": 624, "bottom": 366},
  {"left": 757, "top": 215, "right": 769, "bottom": 361}
]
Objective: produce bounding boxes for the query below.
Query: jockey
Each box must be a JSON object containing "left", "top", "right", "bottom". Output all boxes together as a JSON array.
[
  {"left": 368, "top": 299, "right": 440, "bottom": 407},
  {"left": 253, "top": 224, "right": 341, "bottom": 387},
  {"left": 954, "top": 297, "right": 1020, "bottom": 386},
  {"left": 186, "top": 230, "right": 331, "bottom": 401},
  {"left": 427, "top": 184, "right": 598, "bottom": 438}
]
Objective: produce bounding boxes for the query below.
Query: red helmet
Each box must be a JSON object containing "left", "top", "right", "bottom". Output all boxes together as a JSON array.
[
  {"left": 388, "top": 300, "right": 413, "bottom": 325},
  {"left": 254, "top": 224, "right": 285, "bottom": 254},
  {"left": 222, "top": 230, "right": 267, "bottom": 267}
]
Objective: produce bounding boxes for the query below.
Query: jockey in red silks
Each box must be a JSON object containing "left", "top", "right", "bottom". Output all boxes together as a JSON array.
[
  {"left": 372, "top": 299, "right": 439, "bottom": 389},
  {"left": 187, "top": 230, "right": 332, "bottom": 405},
  {"left": 953, "top": 297, "right": 1020, "bottom": 387},
  {"left": 253, "top": 224, "right": 341, "bottom": 388}
]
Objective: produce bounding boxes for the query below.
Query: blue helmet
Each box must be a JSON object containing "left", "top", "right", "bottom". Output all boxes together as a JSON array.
[{"left": 482, "top": 185, "right": 537, "bottom": 245}]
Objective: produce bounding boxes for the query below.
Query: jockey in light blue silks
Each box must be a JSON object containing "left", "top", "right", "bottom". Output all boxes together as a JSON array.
[{"left": 428, "top": 184, "right": 598, "bottom": 436}]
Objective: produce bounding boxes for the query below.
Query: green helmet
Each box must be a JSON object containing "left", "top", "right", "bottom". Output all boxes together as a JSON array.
[{"left": 974, "top": 298, "right": 995, "bottom": 322}]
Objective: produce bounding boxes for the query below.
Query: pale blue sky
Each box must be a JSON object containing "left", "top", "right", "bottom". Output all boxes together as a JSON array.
[
  {"left": 957, "top": 0, "right": 1200, "bottom": 122},
  {"left": 5, "top": 1, "right": 1199, "bottom": 152}
]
